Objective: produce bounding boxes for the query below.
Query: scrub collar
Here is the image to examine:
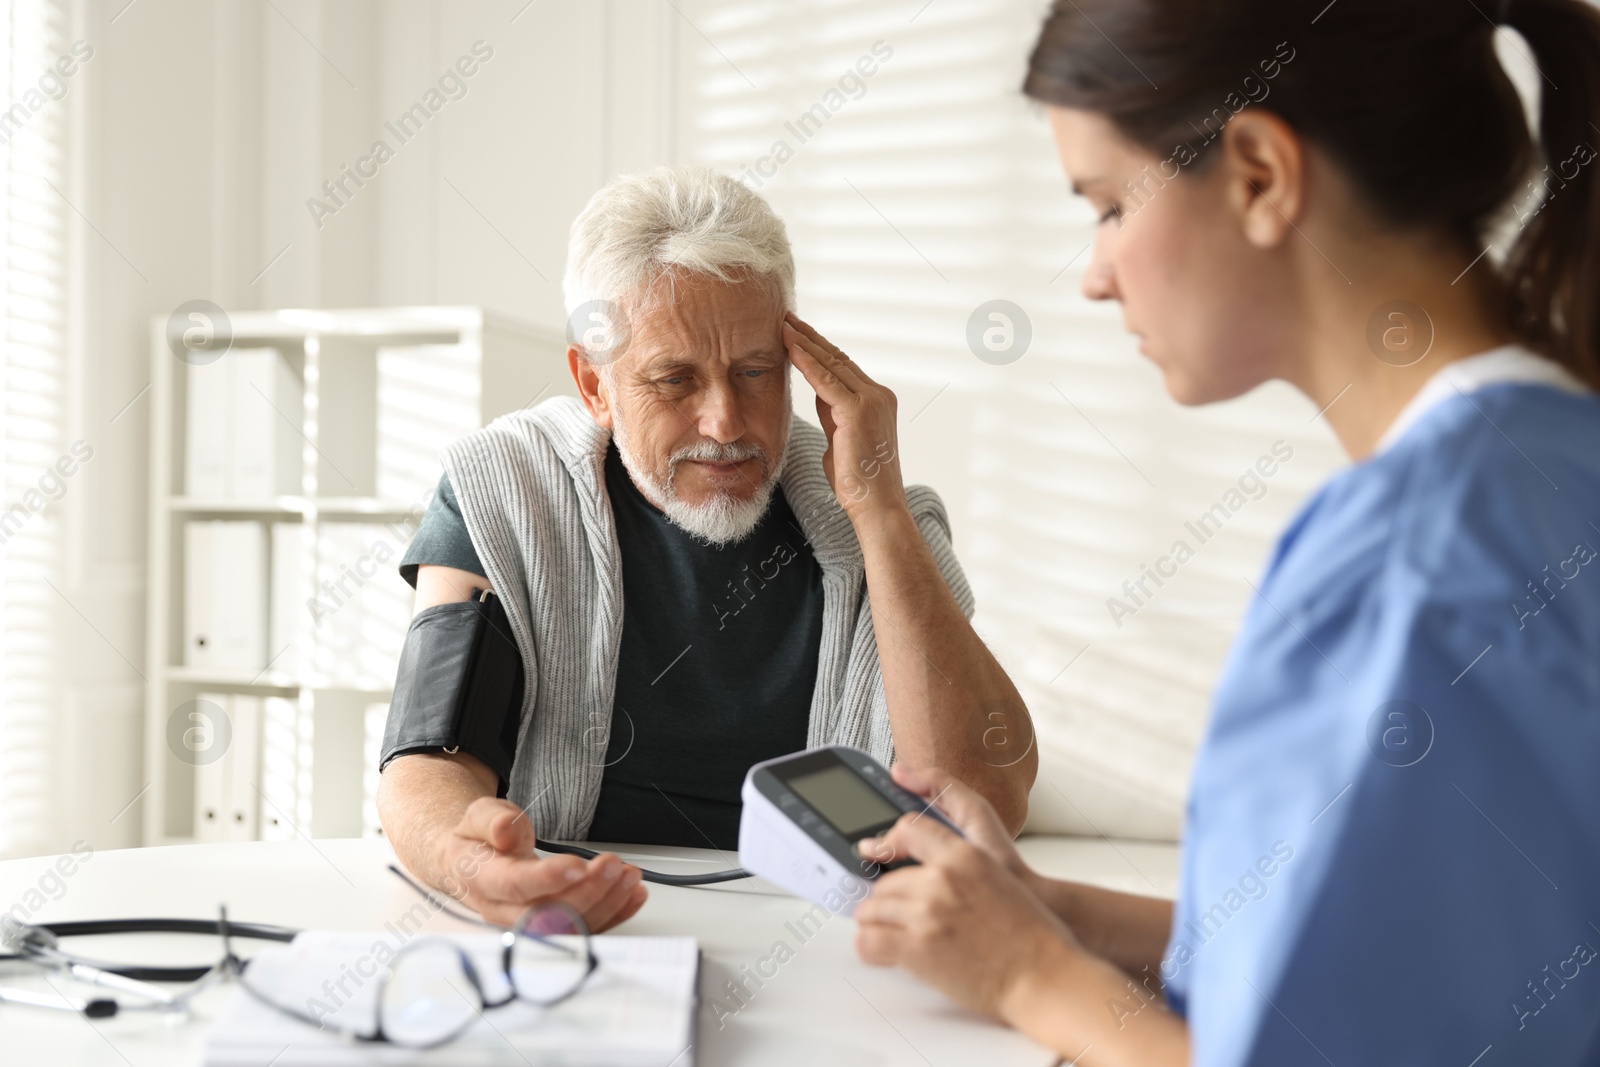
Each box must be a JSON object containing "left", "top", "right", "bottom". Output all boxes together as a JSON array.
[{"left": 1373, "top": 344, "right": 1591, "bottom": 455}]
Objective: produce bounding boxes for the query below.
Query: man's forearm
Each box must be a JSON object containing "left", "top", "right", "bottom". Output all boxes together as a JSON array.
[
  {"left": 854, "top": 505, "right": 1037, "bottom": 831},
  {"left": 377, "top": 752, "right": 498, "bottom": 889}
]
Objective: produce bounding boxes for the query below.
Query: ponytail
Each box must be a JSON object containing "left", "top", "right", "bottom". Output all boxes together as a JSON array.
[{"left": 1497, "top": 0, "right": 1600, "bottom": 388}]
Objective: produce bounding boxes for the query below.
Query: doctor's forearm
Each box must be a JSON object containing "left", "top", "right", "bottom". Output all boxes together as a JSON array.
[
  {"left": 1002, "top": 935, "right": 1189, "bottom": 1067},
  {"left": 1025, "top": 876, "right": 1175, "bottom": 980},
  {"left": 855, "top": 506, "right": 1037, "bottom": 832}
]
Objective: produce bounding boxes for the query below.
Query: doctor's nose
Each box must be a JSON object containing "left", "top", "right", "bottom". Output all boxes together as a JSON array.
[{"left": 1081, "top": 245, "right": 1120, "bottom": 303}]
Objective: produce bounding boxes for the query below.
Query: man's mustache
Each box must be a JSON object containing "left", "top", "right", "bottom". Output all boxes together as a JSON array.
[{"left": 669, "top": 439, "right": 768, "bottom": 469}]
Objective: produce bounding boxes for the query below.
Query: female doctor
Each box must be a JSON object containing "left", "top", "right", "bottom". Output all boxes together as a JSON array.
[{"left": 779, "top": 0, "right": 1600, "bottom": 1063}]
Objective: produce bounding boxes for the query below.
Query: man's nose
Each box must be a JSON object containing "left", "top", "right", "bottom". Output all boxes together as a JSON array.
[{"left": 697, "top": 377, "right": 747, "bottom": 443}]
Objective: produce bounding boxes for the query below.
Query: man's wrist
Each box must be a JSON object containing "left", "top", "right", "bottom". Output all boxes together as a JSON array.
[{"left": 848, "top": 497, "right": 918, "bottom": 547}]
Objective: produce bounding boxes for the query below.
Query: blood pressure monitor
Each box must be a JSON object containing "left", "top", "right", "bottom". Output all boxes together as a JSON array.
[{"left": 737, "top": 745, "right": 960, "bottom": 915}]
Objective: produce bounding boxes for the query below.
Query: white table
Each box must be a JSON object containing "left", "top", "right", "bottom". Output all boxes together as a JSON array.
[{"left": 0, "top": 835, "right": 1177, "bottom": 1065}]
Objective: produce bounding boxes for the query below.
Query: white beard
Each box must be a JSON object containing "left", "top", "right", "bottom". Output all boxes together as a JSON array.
[{"left": 610, "top": 406, "right": 790, "bottom": 547}]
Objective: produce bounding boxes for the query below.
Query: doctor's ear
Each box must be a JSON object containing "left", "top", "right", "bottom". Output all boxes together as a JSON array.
[
  {"left": 568, "top": 345, "right": 615, "bottom": 430},
  {"left": 1220, "top": 110, "right": 1306, "bottom": 250}
]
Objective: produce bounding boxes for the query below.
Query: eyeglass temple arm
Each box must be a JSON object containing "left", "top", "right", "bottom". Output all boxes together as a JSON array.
[
  {"left": 386, "top": 864, "right": 500, "bottom": 929},
  {"left": 386, "top": 864, "right": 589, "bottom": 961}
]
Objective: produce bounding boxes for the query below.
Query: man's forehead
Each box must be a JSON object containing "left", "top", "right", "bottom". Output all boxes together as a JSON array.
[
  {"left": 625, "top": 285, "right": 786, "bottom": 366},
  {"left": 637, "top": 300, "right": 780, "bottom": 335}
]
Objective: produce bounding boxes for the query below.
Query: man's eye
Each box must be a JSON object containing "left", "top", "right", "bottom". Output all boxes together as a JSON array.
[
  {"left": 659, "top": 376, "right": 688, "bottom": 386},
  {"left": 1098, "top": 204, "right": 1122, "bottom": 226},
  {"left": 744, "top": 368, "right": 767, "bottom": 378}
]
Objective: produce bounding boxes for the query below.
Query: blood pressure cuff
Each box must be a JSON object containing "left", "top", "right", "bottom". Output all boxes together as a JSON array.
[{"left": 380, "top": 590, "right": 525, "bottom": 798}]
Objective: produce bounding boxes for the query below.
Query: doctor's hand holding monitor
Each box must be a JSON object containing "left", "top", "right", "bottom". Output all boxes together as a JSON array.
[{"left": 839, "top": 0, "right": 1600, "bottom": 1064}]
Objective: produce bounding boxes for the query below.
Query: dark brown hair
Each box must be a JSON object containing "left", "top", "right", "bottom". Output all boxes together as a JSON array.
[{"left": 1024, "top": 0, "right": 1600, "bottom": 388}]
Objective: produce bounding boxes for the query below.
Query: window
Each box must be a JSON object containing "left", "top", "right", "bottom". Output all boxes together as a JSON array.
[
  {"left": 679, "top": 0, "right": 1345, "bottom": 839},
  {"left": 0, "top": 0, "right": 72, "bottom": 857}
]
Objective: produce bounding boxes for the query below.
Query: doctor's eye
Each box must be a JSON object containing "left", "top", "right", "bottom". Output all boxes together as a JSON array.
[{"left": 1097, "top": 204, "right": 1123, "bottom": 227}]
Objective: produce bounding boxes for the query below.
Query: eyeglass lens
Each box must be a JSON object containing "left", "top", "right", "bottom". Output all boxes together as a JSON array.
[
  {"left": 508, "top": 906, "right": 590, "bottom": 1004},
  {"left": 378, "top": 939, "right": 483, "bottom": 1047}
]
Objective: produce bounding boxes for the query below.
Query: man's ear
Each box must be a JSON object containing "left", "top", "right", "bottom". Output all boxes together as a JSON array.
[
  {"left": 567, "top": 345, "right": 614, "bottom": 430},
  {"left": 1220, "top": 110, "right": 1305, "bottom": 250}
]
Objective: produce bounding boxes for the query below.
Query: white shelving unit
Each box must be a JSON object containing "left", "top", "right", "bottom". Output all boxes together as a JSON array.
[{"left": 143, "top": 307, "right": 567, "bottom": 846}]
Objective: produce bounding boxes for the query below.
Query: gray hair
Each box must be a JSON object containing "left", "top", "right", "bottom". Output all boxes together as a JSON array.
[{"left": 561, "top": 166, "right": 796, "bottom": 360}]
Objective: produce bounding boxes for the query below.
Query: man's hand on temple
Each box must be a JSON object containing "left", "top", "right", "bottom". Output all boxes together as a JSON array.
[{"left": 782, "top": 312, "right": 909, "bottom": 523}]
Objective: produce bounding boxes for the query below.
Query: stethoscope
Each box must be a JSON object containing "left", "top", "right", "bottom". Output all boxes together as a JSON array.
[{"left": 0, "top": 915, "right": 298, "bottom": 1018}]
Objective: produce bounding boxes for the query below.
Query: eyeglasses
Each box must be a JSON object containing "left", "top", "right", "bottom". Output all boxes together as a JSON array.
[{"left": 227, "top": 865, "right": 598, "bottom": 1048}]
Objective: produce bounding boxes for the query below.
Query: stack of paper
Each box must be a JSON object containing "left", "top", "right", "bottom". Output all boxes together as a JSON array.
[{"left": 204, "top": 931, "right": 699, "bottom": 1066}]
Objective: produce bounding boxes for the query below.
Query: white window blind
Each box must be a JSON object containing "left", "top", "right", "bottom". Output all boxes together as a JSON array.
[
  {"left": 0, "top": 0, "right": 70, "bottom": 858},
  {"left": 681, "top": 0, "right": 1345, "bottom": 840}
]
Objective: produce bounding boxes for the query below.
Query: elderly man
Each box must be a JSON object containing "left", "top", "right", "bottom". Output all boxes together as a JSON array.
[{"left": 376, "top": 166, "right": 1034, "bottom": 931}]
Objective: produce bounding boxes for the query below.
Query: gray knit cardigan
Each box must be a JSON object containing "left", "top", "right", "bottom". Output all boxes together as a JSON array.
[{"left": 442, "top": 396, "right": 975, "bottom": 840}]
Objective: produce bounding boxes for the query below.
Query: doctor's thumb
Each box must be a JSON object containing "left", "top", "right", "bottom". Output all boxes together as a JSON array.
[{"left": 889, "top": 764, "right": 985, "bottom": 824}]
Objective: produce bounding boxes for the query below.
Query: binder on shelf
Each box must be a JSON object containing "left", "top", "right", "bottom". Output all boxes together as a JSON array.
[
  {"left": 224, "top": 695, "right": 262, "bottom": 842},
  {"left": 185, "top": 521, "right": 267, "bottom": 671},
  {"left": 362, "top": 702, "right": 389, "bottom": 838},
  {"left": 185, "top": 361, "right": 230, "bottom": 497},
  {"left": 191, "top": 694, "right": 265, "bottom": 842},
  {"left": 269, "top": 523, "right": 305, "bottom": 677},
  {"left": 185, "top": 348, "right": 302, "bottom": 499},
  {"left": 259, "top": 695, "right": 308, "bottom": 842},
  {"left": 191, "top": 691, "right": 231, "bottom": 843},
  {"left": 233, "top": 349, "right": 304, "bottom": 498}
]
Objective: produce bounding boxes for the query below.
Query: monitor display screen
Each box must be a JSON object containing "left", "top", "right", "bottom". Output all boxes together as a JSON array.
[{"left": 784, "top": 763, "right": 901, "bottom": 839}]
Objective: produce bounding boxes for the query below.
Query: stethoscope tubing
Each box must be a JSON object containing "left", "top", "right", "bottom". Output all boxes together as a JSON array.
[
  {"left": 0, "top": 917, "right": 299, "bottom": 982},
  {"left": 536, "top": 841, "right": 752, "bottom": 885}
]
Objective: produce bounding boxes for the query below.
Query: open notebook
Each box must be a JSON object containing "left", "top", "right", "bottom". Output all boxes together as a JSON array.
[{"left": 203, "top": 931, "right": 699, "bottom": 1066}]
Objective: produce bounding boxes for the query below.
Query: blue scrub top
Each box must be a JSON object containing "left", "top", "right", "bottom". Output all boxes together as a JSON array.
[{"left": 1164, "top": 382, "right": 1600, "bottom": 1065}]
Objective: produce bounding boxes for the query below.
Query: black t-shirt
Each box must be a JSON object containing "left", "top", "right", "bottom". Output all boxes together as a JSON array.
[{"left": 398, "top": 443, "right": 824, "bottom": 849}]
